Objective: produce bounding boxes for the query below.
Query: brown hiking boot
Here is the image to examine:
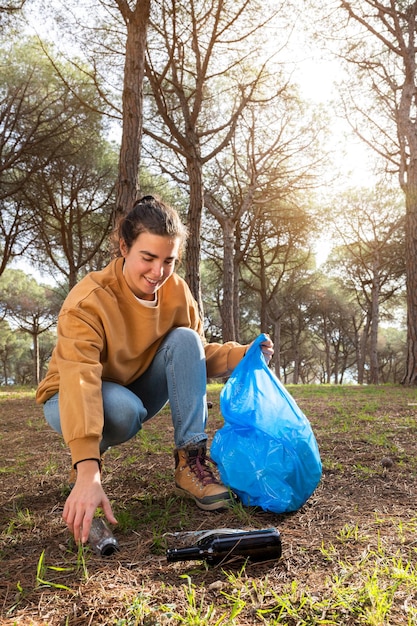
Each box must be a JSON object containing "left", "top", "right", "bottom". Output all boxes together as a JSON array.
[{"left": 174, "top": 445, "right": 236, "bottom": 511}]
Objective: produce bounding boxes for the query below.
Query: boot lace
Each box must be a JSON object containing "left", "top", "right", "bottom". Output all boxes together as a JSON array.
[{"left": 189, "top": 449, "right": 219, "bottom": 486}]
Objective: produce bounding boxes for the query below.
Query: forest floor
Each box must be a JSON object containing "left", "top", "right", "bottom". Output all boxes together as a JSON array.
[{"left": 1, "top": 384, "right": 417, "bottom": 625}]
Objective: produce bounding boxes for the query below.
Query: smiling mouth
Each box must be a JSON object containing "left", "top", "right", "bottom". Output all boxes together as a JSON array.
[{"left": 145, "top": 277, "right": 159, "bottom": 286}]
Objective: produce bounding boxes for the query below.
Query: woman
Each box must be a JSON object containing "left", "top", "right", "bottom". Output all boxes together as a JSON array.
[{"left": 36, "top": 195, "right": 274, "bottom": 544}]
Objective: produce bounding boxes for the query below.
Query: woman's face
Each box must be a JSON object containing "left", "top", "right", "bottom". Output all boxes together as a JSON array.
[{"left": 120, "top": 231, "right": 180, "bottom": 300}]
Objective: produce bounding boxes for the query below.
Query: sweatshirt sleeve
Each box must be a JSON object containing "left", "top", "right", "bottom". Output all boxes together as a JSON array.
[
  {"left": 204, "top": 341, "right": 247, "bottom": 378},
  {"left": 187, "top": 287, "right": 248, "bottom": 378},
  {"left": 186, "top": 287, "right": 248, "bottom": 378},
  {"left": 54, "top": 309, "right": 105, "bottom": 466}
]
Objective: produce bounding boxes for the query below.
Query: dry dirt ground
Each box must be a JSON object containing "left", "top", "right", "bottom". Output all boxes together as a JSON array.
[{"left": 1, "top": 385, "right": 417, "bottom": 625}]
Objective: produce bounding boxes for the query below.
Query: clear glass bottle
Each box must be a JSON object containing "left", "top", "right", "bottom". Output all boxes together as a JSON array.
[{"left": 88, "top": 518, "right": 119, "bottom": 557}]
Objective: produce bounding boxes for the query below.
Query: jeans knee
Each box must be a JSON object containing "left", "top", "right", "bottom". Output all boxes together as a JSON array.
[{"left": 166, "top": 328, "right": 204, "bottom": 356}]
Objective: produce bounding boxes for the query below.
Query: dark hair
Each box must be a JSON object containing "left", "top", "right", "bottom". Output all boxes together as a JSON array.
[{"left": 117, "top": 195, "right": 188, "bottom": 256}]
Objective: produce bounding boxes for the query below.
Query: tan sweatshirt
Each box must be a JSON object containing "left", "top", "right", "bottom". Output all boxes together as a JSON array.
[{"left": 36, "top": 258, "right": 246, "bottom": 465}]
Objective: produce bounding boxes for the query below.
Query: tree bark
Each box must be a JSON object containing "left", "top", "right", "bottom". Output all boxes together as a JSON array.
[
  {"left": 114, "top": 0, "right": 151, "bottom": 224},
  {"left": 398, "top": 4, "right": 417, "bottom": 383},
  {"left": 185, "top": 157, "right": 204, "bottom": 317},
  {"left": 32, "top": 330, "right": 39, "bottom": 385},
  {"left": 369, "top": 265, "right": 380, "bottom": 384},
  {"left": 357, "top": 315, "right": 370, "bottom": 385},
  {"left": 221, "top": 219, "right": 236, "bottom": 341},
  {"left": 325, "top": 320, "right": 332, "bottom": 385},
  {"left": 402, "top": 184, "right": 417, "bottom": 383}
]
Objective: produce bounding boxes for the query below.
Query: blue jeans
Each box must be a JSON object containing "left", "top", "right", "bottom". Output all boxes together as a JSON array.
[{"left": 43, "top": 328, "right": 208, "bottom": 454}]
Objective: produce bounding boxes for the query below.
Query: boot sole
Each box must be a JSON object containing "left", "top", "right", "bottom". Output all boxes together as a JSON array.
[{"left": 175, "top": 486, "right": 235, "bottom": 512}]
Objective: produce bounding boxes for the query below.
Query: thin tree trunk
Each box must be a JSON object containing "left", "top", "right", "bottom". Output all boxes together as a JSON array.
[
  {"left": 2, "top": 360, "right": 8, "bottom": 386},
  {"left": 357, "top": 315, "right": 370, "bottom": 384},
  {"left": 33, "top": 332, "right": 40, "bottom": 385},
  {"left": 323, "top": 316, "right": 331, "bottom": 384},
  {"left": 233, "top": 254, "right": 240, "bottom": 342},
  {"left": 185, "top": 158, "right": 204, "bottom": 317},
  {"left": 369, "top": 269, "right": 380, "bottom": 384},
  {"left": 273, "top": 317, "right": 281, "bottom": 379},
  {"left": 333, "top": 345, "right": 339, "bottom": 385},
  {"left": 233, "top": 222, "right": 242, "bottom": 342},
  {"left": 402, "top": 184, "right": 417, "bottom": 383},
  {"left": 221, "top": 219, "right": 236, "bottom": 341},
  {"left": 292, "top": 347, "right": 299, "bottom": 384}
]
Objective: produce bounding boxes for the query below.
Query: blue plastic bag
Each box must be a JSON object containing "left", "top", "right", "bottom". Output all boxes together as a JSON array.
[{"left": 211, "top": 334, "right": 322, "bottom": 513}]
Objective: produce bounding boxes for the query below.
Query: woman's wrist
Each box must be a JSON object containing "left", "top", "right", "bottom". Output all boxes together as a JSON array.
[{"left": 74, "top": 458, "right": 102, "bottom": 474}]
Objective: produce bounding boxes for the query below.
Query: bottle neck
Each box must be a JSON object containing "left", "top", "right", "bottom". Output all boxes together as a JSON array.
[{"left": 166, "top": 546, "right": 205, "bottom": 562}]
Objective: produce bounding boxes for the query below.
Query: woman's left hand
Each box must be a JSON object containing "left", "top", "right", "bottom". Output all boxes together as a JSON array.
[
  {"left": 247, "top": 335, "right": 274, "bottom": 364},
  {"left": 260, "top": 336, "right": 274, "bottom": 364}
]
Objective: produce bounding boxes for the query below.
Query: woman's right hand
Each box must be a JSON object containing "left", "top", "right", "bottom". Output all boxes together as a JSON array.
[{"left": 63, "top": 459, "right": 117, "bottom": 544}]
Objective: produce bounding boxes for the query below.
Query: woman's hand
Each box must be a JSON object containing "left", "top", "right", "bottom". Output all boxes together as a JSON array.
[
  {"left": 247, "top": 335, "right": 274, "bottom": 364},
  {"left": 260, "top": 335, "right": 274, "bottom": 364},
  {"left": 63, "top": 459, "right": 117, "bottom": 544}
]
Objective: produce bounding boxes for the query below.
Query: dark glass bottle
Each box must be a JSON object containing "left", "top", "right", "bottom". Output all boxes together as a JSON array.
[
  {"left": 88, "top": 518, "right": 119, "bottom": 557},
  {"left": 166, "top": 527, "right": 281, "bottom": 566}
]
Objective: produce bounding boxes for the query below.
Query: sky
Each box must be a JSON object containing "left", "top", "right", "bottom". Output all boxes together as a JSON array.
[
  {"left": 295, "top": 58, "right": 377, "bottom": 186},
  {"left": 289, "top": 54, "right": 378, "bottom": 265}
]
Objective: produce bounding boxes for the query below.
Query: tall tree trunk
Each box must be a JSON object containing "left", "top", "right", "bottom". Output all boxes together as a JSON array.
[
  {"left": 402, "top": 181, "right": 417, "bottom": 383},
  {"left": 233, "top": 222, "right": 242, "bottom": 342},
  {"left": 333, "top": 344, "right": 339, "bottom": 384},
  {"left": 323, "top": 316, "right": 331, "bottom": 384},
  {"left": 185, "top": 157, "right": 204, "bottom": 317},
  {"left": 292, "top": 339, "right": 300, "bottom": 384},
  {"left": 357, "top": 315, "right": 371, "bottom": 384},
  {"left": 221, "top": 219, "right": 236, "bottom": 341},
  {"left": 397, "top": 9, "right": 417, "bottom": 384},
  {"left": 233, "top": 253, "right": 241, "bottom": 342},
  {"left": 2, "top": 360, "right": 8, "bottom": 386},
  {"left": 114, "top": 0, "right": 151, "bottom": 226},
  {"left": 369, "top": 270, "right": 380, "bottom": 384},
  {"left": 273, "top": 317, "right": 281, "bottom": 379},
  {"left": 33, "top": 331, "right": 39, "bottom": 385},
  {"left": 258, "top": 254, "right": 268, "bottom": 332},
  {"left": 68, "top": 266, "right": 78, "bottom": 291}
]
